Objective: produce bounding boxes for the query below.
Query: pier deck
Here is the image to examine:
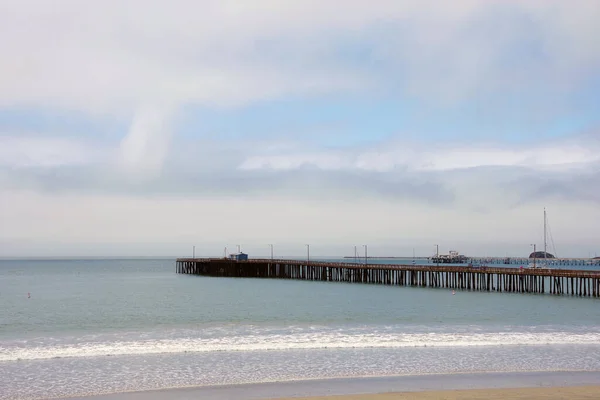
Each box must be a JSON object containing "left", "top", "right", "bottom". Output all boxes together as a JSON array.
[{"left": 176, "top": 258, "right": 600, "bottom": 298}]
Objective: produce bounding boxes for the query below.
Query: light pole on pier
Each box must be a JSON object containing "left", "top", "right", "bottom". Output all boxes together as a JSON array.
[
  {"left": 434, "top": 244, "right": 439, "bottom": 266},
  {"left": 193, "top": 245, "right": 195, "bottom": 259},
  {"left": 363, "top": 244, "right": 368, "bottom": 265},
  {"left": 306, "top": 244, "right": 310, "bottom": 264},
  {"left": 269, "top": 244, "right": 274, "bottom": 260}
]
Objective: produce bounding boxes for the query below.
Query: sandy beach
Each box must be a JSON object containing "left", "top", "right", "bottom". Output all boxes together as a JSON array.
[
  {"left": 63, "top": 371, "right": 600, "bottom": 400},
  {"left": 271, "top": 386, "right": 600, "bottom": 400}
]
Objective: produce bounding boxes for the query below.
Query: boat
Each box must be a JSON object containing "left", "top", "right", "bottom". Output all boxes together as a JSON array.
[
  {"left": 431, "top": 250, "right": 468, "bottom": 264},
  {"left": 528, "top": 208, "right": 553, "bottom": 269}
]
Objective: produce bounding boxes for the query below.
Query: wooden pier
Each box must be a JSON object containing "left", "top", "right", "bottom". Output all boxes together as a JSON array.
[{"left": 176, "top": 258, "right": 600, "bottom": 298}]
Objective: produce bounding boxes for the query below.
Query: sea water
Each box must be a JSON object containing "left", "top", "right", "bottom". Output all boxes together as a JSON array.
[{"left": 1, "top": 258, "right": 599, "bottom": 399}]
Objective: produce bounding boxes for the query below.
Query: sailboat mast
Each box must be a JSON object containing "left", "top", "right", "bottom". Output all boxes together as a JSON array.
[{"left": 543, "top": 208, "right": 547, "bottom": 260}]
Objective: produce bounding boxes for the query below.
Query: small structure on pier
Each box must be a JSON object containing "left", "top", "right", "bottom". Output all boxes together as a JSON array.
[{"left": 229, "top": 252, "right": 248, "bottom": 261}]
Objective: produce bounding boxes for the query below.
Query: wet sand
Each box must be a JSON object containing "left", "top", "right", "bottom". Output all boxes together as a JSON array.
[
  {"left": 271, "top": 386, "right": 600, "bottom": 400},
  {"left": 64, "top": 371, "right": 600, "bottom": 400}
]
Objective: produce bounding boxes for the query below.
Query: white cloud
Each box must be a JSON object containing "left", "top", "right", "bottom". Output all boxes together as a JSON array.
[
  {"left": 0, "top": 135, "right": 108, "bottom": 167},
  {"left": 0, "top": 0, "right": 598, "bottom": 114},
  {"left": 118, "top": 104, "right": 176, "bottom": 178},
  {"left": 238, "top": 140, "right": 600, "bottom": 172},
  {"left": 4, "top": 133, "right": 596, "bottom": 176}
]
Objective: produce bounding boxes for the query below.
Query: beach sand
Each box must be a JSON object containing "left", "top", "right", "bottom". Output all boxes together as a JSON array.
[
  {"left": 65, "top": 371, "right": 600, "bottom": 400},
  {"left": 270, "top": 386, "right": 600, "bottom": 400}
]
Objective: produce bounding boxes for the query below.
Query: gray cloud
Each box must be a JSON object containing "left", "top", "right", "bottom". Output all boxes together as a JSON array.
[
  {"left": 0, "top": 163, "right": 452, "bottom": 205},
  {"left": 2, "top": 128, "right": 599, "bottom": 209},
  {"left": 508, "top": 168, "right": 600, "bottom": 204},
  {"left": 0, "top": 132, "right": 449, "bottom": 202},
  {"left": 3, "top": 148, "right": 599, "bottom": 210},
  {"left": 2, "top": 129, "right": 599, "bottom": 212}
]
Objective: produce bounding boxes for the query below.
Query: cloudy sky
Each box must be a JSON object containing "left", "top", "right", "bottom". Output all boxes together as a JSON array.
[{"left": 1, "top": 0, "right": 599, "bottom": 258}]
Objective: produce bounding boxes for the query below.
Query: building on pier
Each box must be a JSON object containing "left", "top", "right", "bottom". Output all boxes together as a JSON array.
[{"left": 228, "top": 252, "right": 248, "bottom": 261}]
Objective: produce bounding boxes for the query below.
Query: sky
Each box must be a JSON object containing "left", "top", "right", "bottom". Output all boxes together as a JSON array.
[{"left": 1, "top": 0, "right": 599, "bottom": 258}]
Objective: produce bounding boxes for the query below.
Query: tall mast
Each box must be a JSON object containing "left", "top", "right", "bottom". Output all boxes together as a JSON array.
[{"left": 543, "top": 207, "right": 547, "bottom": 260}]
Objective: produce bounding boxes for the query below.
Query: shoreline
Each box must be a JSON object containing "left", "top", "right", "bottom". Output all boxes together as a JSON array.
[{"left": 62, "top": 370, "right": 600, "bottom": 400}]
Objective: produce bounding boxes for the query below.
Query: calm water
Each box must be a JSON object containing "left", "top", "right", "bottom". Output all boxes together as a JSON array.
[{"left": 1, "top": 258, "right": 600, "bottom": 399}]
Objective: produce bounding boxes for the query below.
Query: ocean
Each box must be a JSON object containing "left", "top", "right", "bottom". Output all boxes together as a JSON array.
[{"left": 1, "top": 258, "right": 600, "bottom": 399}]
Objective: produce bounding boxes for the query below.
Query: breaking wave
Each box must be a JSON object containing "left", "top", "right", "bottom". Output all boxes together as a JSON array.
[{"left": 2, "top": 327, "right": 599, "bottom": 362}]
